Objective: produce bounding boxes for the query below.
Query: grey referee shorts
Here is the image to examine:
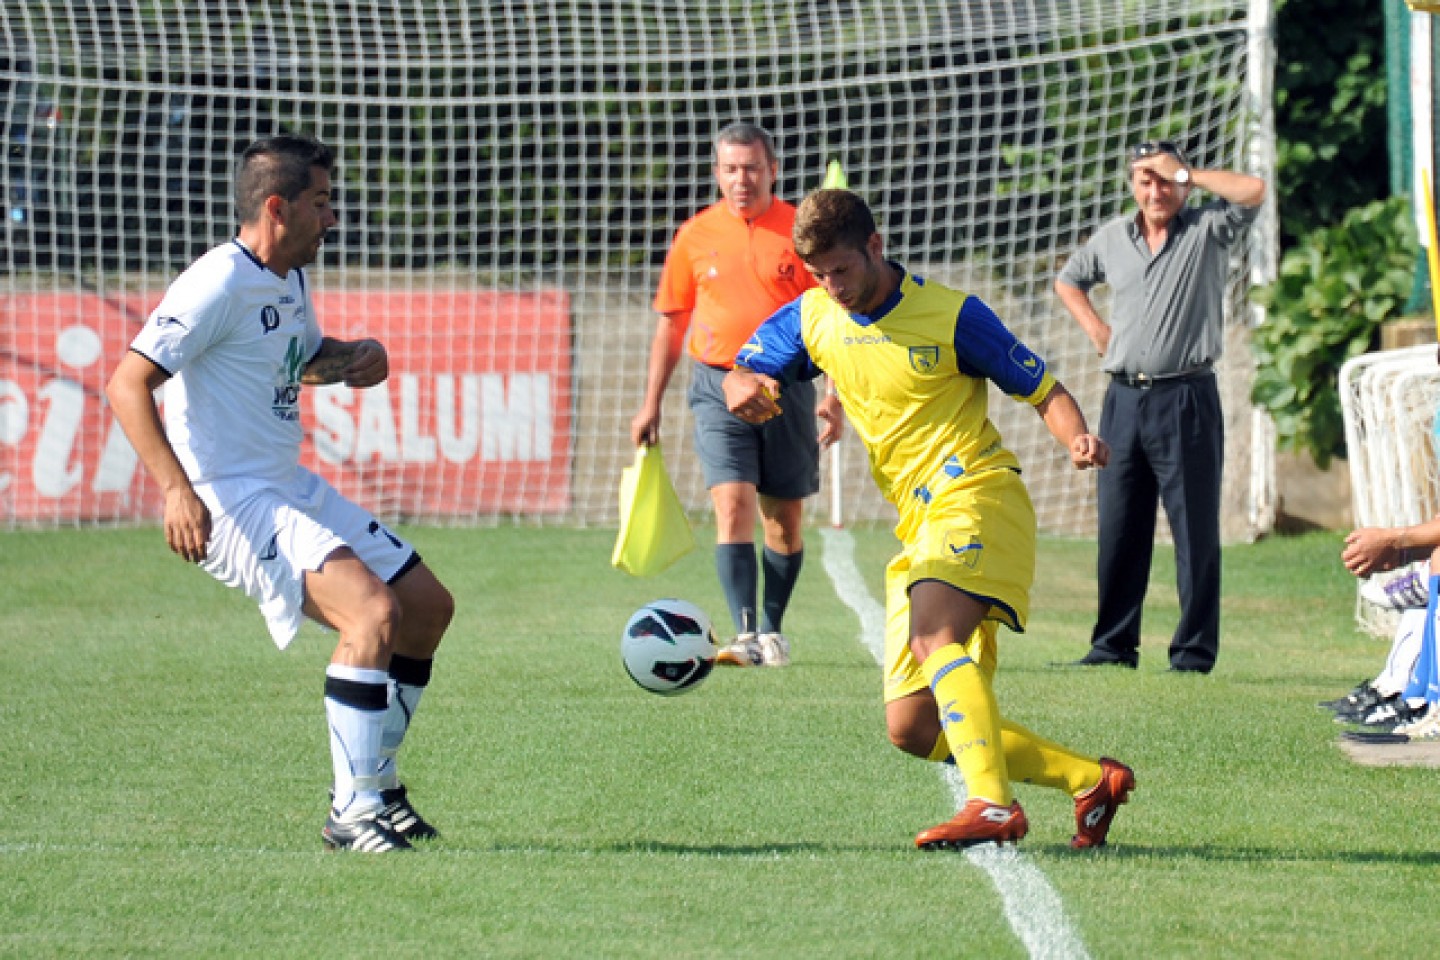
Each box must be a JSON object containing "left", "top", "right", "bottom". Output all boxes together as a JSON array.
[{"left": 686, "top": 362, "right": 821, "bottom": 500}]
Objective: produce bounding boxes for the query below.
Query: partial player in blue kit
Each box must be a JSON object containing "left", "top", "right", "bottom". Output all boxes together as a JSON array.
[
  {"left": 1336, "top": 516, "right": 1440, "bottom": 737},
  {"left": 106, "top": 134, "right": 455, "bottom": 852}
]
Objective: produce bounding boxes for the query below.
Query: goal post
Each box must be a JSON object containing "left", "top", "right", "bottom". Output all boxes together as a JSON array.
[{"left": 2, "top": 0, "right": 1273, "bottom": 534}]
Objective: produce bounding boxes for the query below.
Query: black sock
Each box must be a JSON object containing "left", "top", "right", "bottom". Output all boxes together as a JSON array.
[
  {"left": 760, "top": 545, "right": 803, "bottom": 633},
  {"left": 715, "top": 542, "right": 758, "bottom": 634}
]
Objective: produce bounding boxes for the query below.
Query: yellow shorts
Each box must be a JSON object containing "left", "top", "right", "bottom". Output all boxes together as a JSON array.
[{"left": 882, "top": 469, "right": 1036, "bottom": 703}]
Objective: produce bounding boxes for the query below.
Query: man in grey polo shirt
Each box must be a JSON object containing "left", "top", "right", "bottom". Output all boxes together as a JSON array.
[{"left": 1054, "top": 140, "right": 1265, "bottom": 673}]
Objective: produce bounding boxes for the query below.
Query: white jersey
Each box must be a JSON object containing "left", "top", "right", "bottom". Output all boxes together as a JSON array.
[{"left": 129, "top": 239, "right": 323, "bottom": 494}]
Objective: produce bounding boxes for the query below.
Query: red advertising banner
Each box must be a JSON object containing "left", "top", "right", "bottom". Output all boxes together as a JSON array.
[{"left": 0, "top": 288, "right": 572, "bottom": 522}]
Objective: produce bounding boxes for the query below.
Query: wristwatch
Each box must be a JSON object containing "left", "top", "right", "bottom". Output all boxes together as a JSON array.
[{"left": 1173, "top": 166, "right": 1191, "bottom": 185}]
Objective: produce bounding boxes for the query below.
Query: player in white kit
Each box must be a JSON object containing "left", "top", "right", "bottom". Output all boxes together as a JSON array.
[{"left": 106, "top": 134, "right": 454, "bottom": 853}]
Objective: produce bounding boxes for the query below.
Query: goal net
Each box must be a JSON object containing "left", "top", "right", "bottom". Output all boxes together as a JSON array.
[
  {"left": 1339, "top": 344, "right": 1440, "bottom": 636},
  {"left": 2, "top": 0, "right": 1272, "bottom": 533}
]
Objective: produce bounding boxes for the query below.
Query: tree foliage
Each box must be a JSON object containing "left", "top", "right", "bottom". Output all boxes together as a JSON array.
[
  {"left": 1252, "top": 197, "right": 1418, "bottom": 468},
  {"left": 1251, "top": 0, "right": 1409, "bottom": 466},
  {"left": 1272, "top": 0, "right": 1390, "bottom": 250}
]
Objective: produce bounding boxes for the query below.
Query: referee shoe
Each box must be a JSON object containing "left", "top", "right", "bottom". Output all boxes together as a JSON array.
[{"left": 715, "top": 633, "right": 764, "bottom": 666}]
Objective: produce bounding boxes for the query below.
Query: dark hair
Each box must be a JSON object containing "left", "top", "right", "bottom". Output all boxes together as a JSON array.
[
  {"left": 235, "top": 134, "right": 335, "bottom": 224},
  {"left": 793, "top": 189, "right": 876, "bottom": 259},
  {"left": 714, "top": 122, "right": 776, "bottom": 164}
]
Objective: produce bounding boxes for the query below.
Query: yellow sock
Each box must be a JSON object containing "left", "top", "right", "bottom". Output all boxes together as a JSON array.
[
  {"left": 919, "top": 642, "right": 1011, "bottom": 805},
  {"left": 928, "top": 720, "right": 1101, "bottom": 795},
  {"left": 1000, "top": 718, "right": 1102, "bottom": 795}
]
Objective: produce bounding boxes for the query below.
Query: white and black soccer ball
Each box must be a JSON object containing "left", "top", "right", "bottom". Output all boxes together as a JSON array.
[{"left": 620, "top": 598, "right": 718, "bottom": 696}]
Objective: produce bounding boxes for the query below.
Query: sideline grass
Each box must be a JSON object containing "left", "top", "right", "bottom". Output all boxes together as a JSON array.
[{"left": 2, "top": 524, "right": 1438, "bottom": 957}]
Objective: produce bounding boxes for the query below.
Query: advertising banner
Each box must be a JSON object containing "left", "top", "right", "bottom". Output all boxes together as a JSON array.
[{"left": 0, "top": 288, "right": 572, "bottom": 522}]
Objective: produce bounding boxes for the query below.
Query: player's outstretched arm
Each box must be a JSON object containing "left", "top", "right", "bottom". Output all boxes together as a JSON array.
[
  {"left": 302, "top": 337, "right": 388, "bottom": 388},
  {"left": 105, "top": 352, "right": 211, "bottom": 562},
  {"left": 1034, "top": 382, "right": 1108, "bottom": 470}
]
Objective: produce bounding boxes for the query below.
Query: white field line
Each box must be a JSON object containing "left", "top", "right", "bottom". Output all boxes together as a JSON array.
[{"left": 819, "top": 526, "right": 1091, "bottom": 960}]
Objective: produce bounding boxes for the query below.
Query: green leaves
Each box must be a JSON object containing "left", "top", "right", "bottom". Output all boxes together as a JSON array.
[
  {"left": 1250, "top": 196, "right": 1419, "bottom": 467},
  {"left": 1272, "top": 0, "right": 1388, "bottom": 249}
]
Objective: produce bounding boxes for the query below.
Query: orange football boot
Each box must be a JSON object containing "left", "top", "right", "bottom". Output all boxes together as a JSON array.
[
  {"left": 1071, "top": 757, "right": 1136, "bottom": 849},
  {"left": 915, "top": 798, "right": 1029, "bottom": 850}
]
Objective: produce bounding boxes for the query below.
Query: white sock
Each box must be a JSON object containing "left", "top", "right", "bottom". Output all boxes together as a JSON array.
[
  {"left": 1376, "top": 608, "right": 1428, "bottom": 697},
  {"left": 378, "top": 681, "right": 426, "bottom": 791},
  {"left": 324, "top": 663, "right": 390, "bottom": 819}
]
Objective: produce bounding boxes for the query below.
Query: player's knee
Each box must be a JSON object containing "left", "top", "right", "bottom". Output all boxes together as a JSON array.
[
  {"left": 396, "top": 572, "right": 455, "bottom": 650},
  {"left": 418, "top": 582, "right": 455, "bottom": 642},
  {"left": 887, "top": 721, "right": 936, "bottom": 759},
  {"left": 360, "top": 586, "right": 404, "bottom": 641}
]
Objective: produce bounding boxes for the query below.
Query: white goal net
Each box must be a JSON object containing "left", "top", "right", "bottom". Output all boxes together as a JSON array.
[
  {"left": 1339, "top": 344, "right": 1440, "bottom": 636},
  {"left": 2, "top": 0, "right": 1272, "bottom": 532}
]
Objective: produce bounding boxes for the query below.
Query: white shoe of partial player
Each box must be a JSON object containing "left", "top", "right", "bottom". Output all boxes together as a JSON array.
[
  {"left": 1395, "top": 702, "right": 1440, "bottom": 740},
  {"left": 715, "top": 633, "right": 763, "bottom": 666},
  {"left": 756, "top": 632, "right": 791, "bottom": 667},
  {"left": 1360, "top": 562, "right": 1430, "bottom": 611}
]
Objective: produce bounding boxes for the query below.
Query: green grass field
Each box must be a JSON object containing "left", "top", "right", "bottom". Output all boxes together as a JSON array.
[{"left": 3, "top": 523, "right": 1438, "bottom": 958}]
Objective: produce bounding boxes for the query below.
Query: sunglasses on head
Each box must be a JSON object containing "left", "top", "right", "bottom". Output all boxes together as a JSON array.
[{"left": 1128, "top": 140, "right": 1189, "bottom": 165}]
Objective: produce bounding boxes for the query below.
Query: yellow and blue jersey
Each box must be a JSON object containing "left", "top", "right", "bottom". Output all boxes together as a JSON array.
[{"left": 737, "top": 265, "right": 1056, "bottom": 540}]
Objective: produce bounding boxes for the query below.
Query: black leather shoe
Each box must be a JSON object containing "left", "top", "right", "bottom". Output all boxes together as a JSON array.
[{"left": 1051, "top": 655, "right": 1137, "bottom": 669}]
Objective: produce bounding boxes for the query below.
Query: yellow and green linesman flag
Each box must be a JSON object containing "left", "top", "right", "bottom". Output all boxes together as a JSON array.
[{"left": 822, "top": 159, "right": 849, "bottom": 190}]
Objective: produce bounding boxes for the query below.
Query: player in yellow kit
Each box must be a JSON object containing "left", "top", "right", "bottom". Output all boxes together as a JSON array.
[{"left": 724, "top": 189, "right": 1135, "bottom": 849}]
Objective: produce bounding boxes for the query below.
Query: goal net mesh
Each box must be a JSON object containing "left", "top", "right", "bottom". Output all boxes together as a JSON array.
[{"left": 2, "top": 0, "right": 1267, "bottom": 532}]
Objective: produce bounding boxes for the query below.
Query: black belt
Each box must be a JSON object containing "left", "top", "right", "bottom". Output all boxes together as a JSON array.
[{"left": 1109, "top": 365, "right": 1213, "bottom": 389}]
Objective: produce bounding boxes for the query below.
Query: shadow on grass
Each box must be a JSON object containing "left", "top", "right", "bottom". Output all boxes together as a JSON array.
[
  {"left": 484, "top": 839, "right": 893, "bottom": 857},
  {"left": 1037, "top": 842, "right": 1440, "bottom": 867}
]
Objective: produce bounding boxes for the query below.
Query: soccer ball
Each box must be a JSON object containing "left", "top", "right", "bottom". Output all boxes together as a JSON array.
[{"left": 620, "top": 598, "right": 718, "bottom": 696}]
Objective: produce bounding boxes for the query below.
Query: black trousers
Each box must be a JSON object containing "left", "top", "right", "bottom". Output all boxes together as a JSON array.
[{"left": 1089, "top": 373, "right": 1223, "bottom": 672}]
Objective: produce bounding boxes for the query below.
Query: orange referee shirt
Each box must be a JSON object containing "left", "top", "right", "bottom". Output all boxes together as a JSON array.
[{"left": 653, "top": 198, "right": 816, "bottom": 369}]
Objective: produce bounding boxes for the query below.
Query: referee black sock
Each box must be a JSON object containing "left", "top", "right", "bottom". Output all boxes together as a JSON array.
[
  {"left": 715, "top": 542, "right": 758, "bottom": 635},
  {"left": 760, "top": 545, "right": 803, "bottom": 634}
]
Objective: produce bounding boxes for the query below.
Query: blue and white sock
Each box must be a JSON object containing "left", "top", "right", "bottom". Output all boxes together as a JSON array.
[
  {"left": 324, "top": 663, "right": 389, "bottom": 819},
  {"left": 378, "top": 655, "right": 433, "bottom": 791}
]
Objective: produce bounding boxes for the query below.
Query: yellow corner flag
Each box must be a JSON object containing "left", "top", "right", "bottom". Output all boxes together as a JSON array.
[{"left": 821, "top": 159, "right": 849, "bottom": 190}]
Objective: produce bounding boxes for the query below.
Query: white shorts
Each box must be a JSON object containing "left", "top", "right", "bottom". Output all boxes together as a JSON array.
[{"left": 198, "top": 467, "right": 418, "bottom": 649}]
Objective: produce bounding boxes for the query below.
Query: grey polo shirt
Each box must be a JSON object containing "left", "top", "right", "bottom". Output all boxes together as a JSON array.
[{"left": 1057, "top": 199, "right": 1260, "bottom": 377}]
